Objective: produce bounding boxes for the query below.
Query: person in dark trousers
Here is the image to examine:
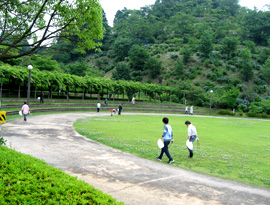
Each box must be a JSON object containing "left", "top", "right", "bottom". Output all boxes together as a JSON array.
[
  {"left": 104, "top": 98, "right": 108, "bottom": 107},
  {"left": 185, "top": 120, "right": 198, "bottom": 158},
  {"left": 97, "top": 102, "right": 101, "bottom": 112},
  {"left": 118, "top": 104, "right": 123, "bottom": 115},
  {"left": 156, "top": 117, "right": 174, "bottom": 164},
  {"left": 21, "top": 102, "right": 30, "bottom": 122},
  {"left": 40, "top": 92, "right": 44, "bottom": 103}
]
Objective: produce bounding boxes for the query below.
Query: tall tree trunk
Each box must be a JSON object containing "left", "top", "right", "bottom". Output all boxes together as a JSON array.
[
  {"left": 18, "top": 84, "right": 20, "bottom": 98},
  {"left": 8, "top": 77, "right": 11, "bottom": 97},
  {"left": 34, "top": 85, "right": 37, "bottom": 99},
  {"left": 50, "top": 86, "right": 53, "bottom": 99},
  {"left": 66, "top": 87, "right": 69, "bottom": 99},
  {"left": 90, "top": 86, "right": 92, "bottom": 98}
]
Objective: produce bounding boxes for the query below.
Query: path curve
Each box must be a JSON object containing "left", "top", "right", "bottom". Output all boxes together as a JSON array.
[{"left": 2, "top": 113, "right": 270, "bottom": 205}]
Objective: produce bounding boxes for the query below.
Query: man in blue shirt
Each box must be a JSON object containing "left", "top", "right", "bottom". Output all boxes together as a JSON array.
[{"left": 156, "top": 117, "right": 174, "bottom": 164}]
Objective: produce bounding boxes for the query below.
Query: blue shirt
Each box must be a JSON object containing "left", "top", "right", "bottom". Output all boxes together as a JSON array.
[{"left": 162, "top": 124, "right": 173, "bottom": 141}]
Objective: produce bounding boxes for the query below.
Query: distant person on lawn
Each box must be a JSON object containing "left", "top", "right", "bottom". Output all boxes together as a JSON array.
[
  {"left": 21, "top": 102, "right": 30, "bottom": 122},
  {"left": 118, "top": 104, "right": 123, "bottom": 115},
  {"left": 156, "top": 117, "right": 174, "bottom": 164},
  {"left": 185, "top": 106, "right": 188, "bottom": 114},
  {"left": 190, "top": 106, "right": 193, "bottom": 115},
  {"left": 185, "top": 120, "right": 199, "bottom": 158},
  {"left": 97, "top": 102, "right": 101, "bottom": 112},
  {"left": 40, "top": 91, "right": 44, "bottom": 103}
]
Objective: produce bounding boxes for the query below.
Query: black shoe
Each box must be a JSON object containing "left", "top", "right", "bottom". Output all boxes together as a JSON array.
[
  {"left": 187, "top": 156, "right": 192, "bottom": 158},
  {"left": 156, "top": 157, "right": 162, "bottom": 161}
]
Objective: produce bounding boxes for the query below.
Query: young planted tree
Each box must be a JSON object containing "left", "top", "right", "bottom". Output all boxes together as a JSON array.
[
  {"left": 260, "top": 57, "right": 270, "bottom": 95},
  {"left": 112, "top": 63, "right": 131, "bottom": 81},
  {"left": 199, "top": 30, "right": 214, "bottom": 58},
  {"left": 222, "top": 36, "right": 239, "bottom": 58}
]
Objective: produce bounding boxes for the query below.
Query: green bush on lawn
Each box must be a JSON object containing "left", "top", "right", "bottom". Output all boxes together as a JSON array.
[{"left": 0, "top": 146, "right": 123, "bottom": 205}]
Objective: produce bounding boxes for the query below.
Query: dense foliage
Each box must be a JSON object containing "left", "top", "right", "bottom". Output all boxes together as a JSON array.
[
  {"left": 0, "top": 0, "right": 104, "bottom": 61},
  {"left": 0, "top": 145, "right": 123, "bottom": 204}
]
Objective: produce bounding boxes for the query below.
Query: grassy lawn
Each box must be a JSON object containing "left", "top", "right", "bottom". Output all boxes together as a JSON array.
[{"left": 74, "top": 115, "right": 270, "bottom": 188}]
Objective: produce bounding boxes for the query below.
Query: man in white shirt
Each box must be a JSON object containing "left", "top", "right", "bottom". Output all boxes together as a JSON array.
[
  {"left": 97, "top": 102, "right": 101, "bottom": 112},
  {"left": 185, "top": 106, "right": 188, "bottom": 114},
  {"left": 185, "top": 120, "right": 198, "bottom": 158}
]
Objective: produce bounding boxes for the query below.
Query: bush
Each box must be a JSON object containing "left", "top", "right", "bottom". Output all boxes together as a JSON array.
[
  {"left": 246, "top": 112, "right": 257, "bottom": 117},
  {"left": 0, "top": 146, "right": 123, "bottom": 204},
  {"left": 218, "top": 109, "right": 235, "bottom": 116},
  {"left": 0, "top": 136, "right": 6, "bottom": 146},
  {"left": 170, "top": 53, "right": 179, "bottom": 59}
]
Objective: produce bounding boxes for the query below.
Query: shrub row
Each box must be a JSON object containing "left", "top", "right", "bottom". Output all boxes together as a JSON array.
[
  {"left": 246, "top": 112, "right": 270, "bottom": 119},
  {"left": 0, "top": 146, "right": 123, "bottom": 205}
]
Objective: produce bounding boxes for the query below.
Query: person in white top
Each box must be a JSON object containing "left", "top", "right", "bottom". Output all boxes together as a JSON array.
[
  {"left": 132, "top": 97, "right": 135, "bottom": 104},
  {"left": 97, "top": 102, "right": 101, "bottom": 112},
  {"left": 185, "top": 106, "right": 188, "bottom": 114},
  {"left": 21, "top": 102, "right": 30, "bottom": 122},
  {"left": 190, "top": 106, "right": 193, "bottom": 115},
  {"left": 185, "top": 120, "right": 198, "bottom": 158}
]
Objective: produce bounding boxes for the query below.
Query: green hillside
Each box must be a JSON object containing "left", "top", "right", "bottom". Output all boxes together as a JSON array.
[{"left": 1, "top": 0, "right": 270, "bottom": 115}]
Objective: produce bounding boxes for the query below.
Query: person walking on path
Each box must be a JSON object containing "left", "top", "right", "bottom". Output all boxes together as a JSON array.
[
  {"left": 97, "top": 102, "right": 101, "bottom": 112},
  {"left": 185, "top": 120, "right": 198, "bottom": 158},
  {"left": 156, "top": 117, "right": 174, "bottom": 164},
  {"left": 40, "top": 92, "right": 44, "bottom": 104},
  {"left": 185, "top": 106, "right": 188, "bottom": 114},
  {"left": 21, "top": 102, "right": 30, "bottom": 122},
  {"left": 190, "top": 106, "right": 193, "bottom": 115},
  {"left": 118, "top": 104, "right": 123, "bottom": 115}
]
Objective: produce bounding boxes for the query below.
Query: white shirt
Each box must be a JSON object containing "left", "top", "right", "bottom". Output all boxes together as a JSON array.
[
  {"left": 97, "top": 103, "right": 101, "bottom": 108},
  {"left": 188, "top": 124, "right": 197, "bottom": 136}
]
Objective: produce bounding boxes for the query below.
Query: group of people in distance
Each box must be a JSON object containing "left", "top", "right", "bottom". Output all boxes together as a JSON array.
[
  {"left": 97, "top": 96, "right": 137, "bottom": 115},
  {"left": 185, "top": 105, "right": 193, "bottom": 115},
  {"left": 96, "top": 99, "right": 123, "bottom": 115},
  {"left": 156, "top": 117, "right": 198, "bottom": 164}
]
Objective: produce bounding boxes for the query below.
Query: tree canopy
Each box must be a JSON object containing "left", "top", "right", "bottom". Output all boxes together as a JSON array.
[{"left": 0, "top": 0, "right": 104, "bottom": 61}]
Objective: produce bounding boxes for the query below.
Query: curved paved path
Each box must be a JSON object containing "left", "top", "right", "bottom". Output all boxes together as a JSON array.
[{"left": 2, "top": 113, "right": 270, "bottom": 205}]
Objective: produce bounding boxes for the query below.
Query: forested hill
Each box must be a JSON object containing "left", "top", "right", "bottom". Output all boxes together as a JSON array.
[
  {"left": 3, "top": 0, "right": 270, "bottom": 111},
  {"left": 90, "top": 0, "right": 270, "bottom": 99}
]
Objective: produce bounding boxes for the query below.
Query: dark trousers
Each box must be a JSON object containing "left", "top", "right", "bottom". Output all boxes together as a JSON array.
[
  {"left": 188, "top": 148, "right": 193, "bottom": 158},
  {"left": 159, "top": 140, "right": 173, "bottom": 161},
  {"left": 97, "top": 108, "right": 100, "bottom": 112},
  {"left": 187, "top": 135, "right": 196, "bottom": 158},
  {"left": 24, "top": 114, "right": 27, "bottom": 121}
]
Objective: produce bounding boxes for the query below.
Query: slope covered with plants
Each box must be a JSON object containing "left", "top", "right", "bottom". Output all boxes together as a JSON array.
[{"left": 1, "top": 0, "right": 270, "bottom": 115}]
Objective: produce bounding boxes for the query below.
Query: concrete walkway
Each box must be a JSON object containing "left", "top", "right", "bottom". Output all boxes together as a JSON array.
[{"left": 2, "top": 113, "right": 270, "bottom": 205}]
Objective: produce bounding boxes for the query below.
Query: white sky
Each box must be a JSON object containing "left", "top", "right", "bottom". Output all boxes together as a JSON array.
[{"left": 100, "top": 0, "right": 270, "bottom": 27}]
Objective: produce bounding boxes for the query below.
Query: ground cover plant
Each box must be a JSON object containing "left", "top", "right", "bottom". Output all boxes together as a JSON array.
[
  {"left": 0, "top": 145, "right": 123, "bottom": 204},
  {"left": 74, "top": 115, "right": 270, "bottom": 188}
]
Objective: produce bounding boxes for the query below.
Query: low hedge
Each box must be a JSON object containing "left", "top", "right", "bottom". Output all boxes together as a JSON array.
[
  {"left": 0, "top": 146, "right": 123, "bottom": 205},
  {"left": 247, "top": 112, "right": 270, "bottom": 118},
  {"left": 217, "top": 109, "right": 235, "bottom": 116}
]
